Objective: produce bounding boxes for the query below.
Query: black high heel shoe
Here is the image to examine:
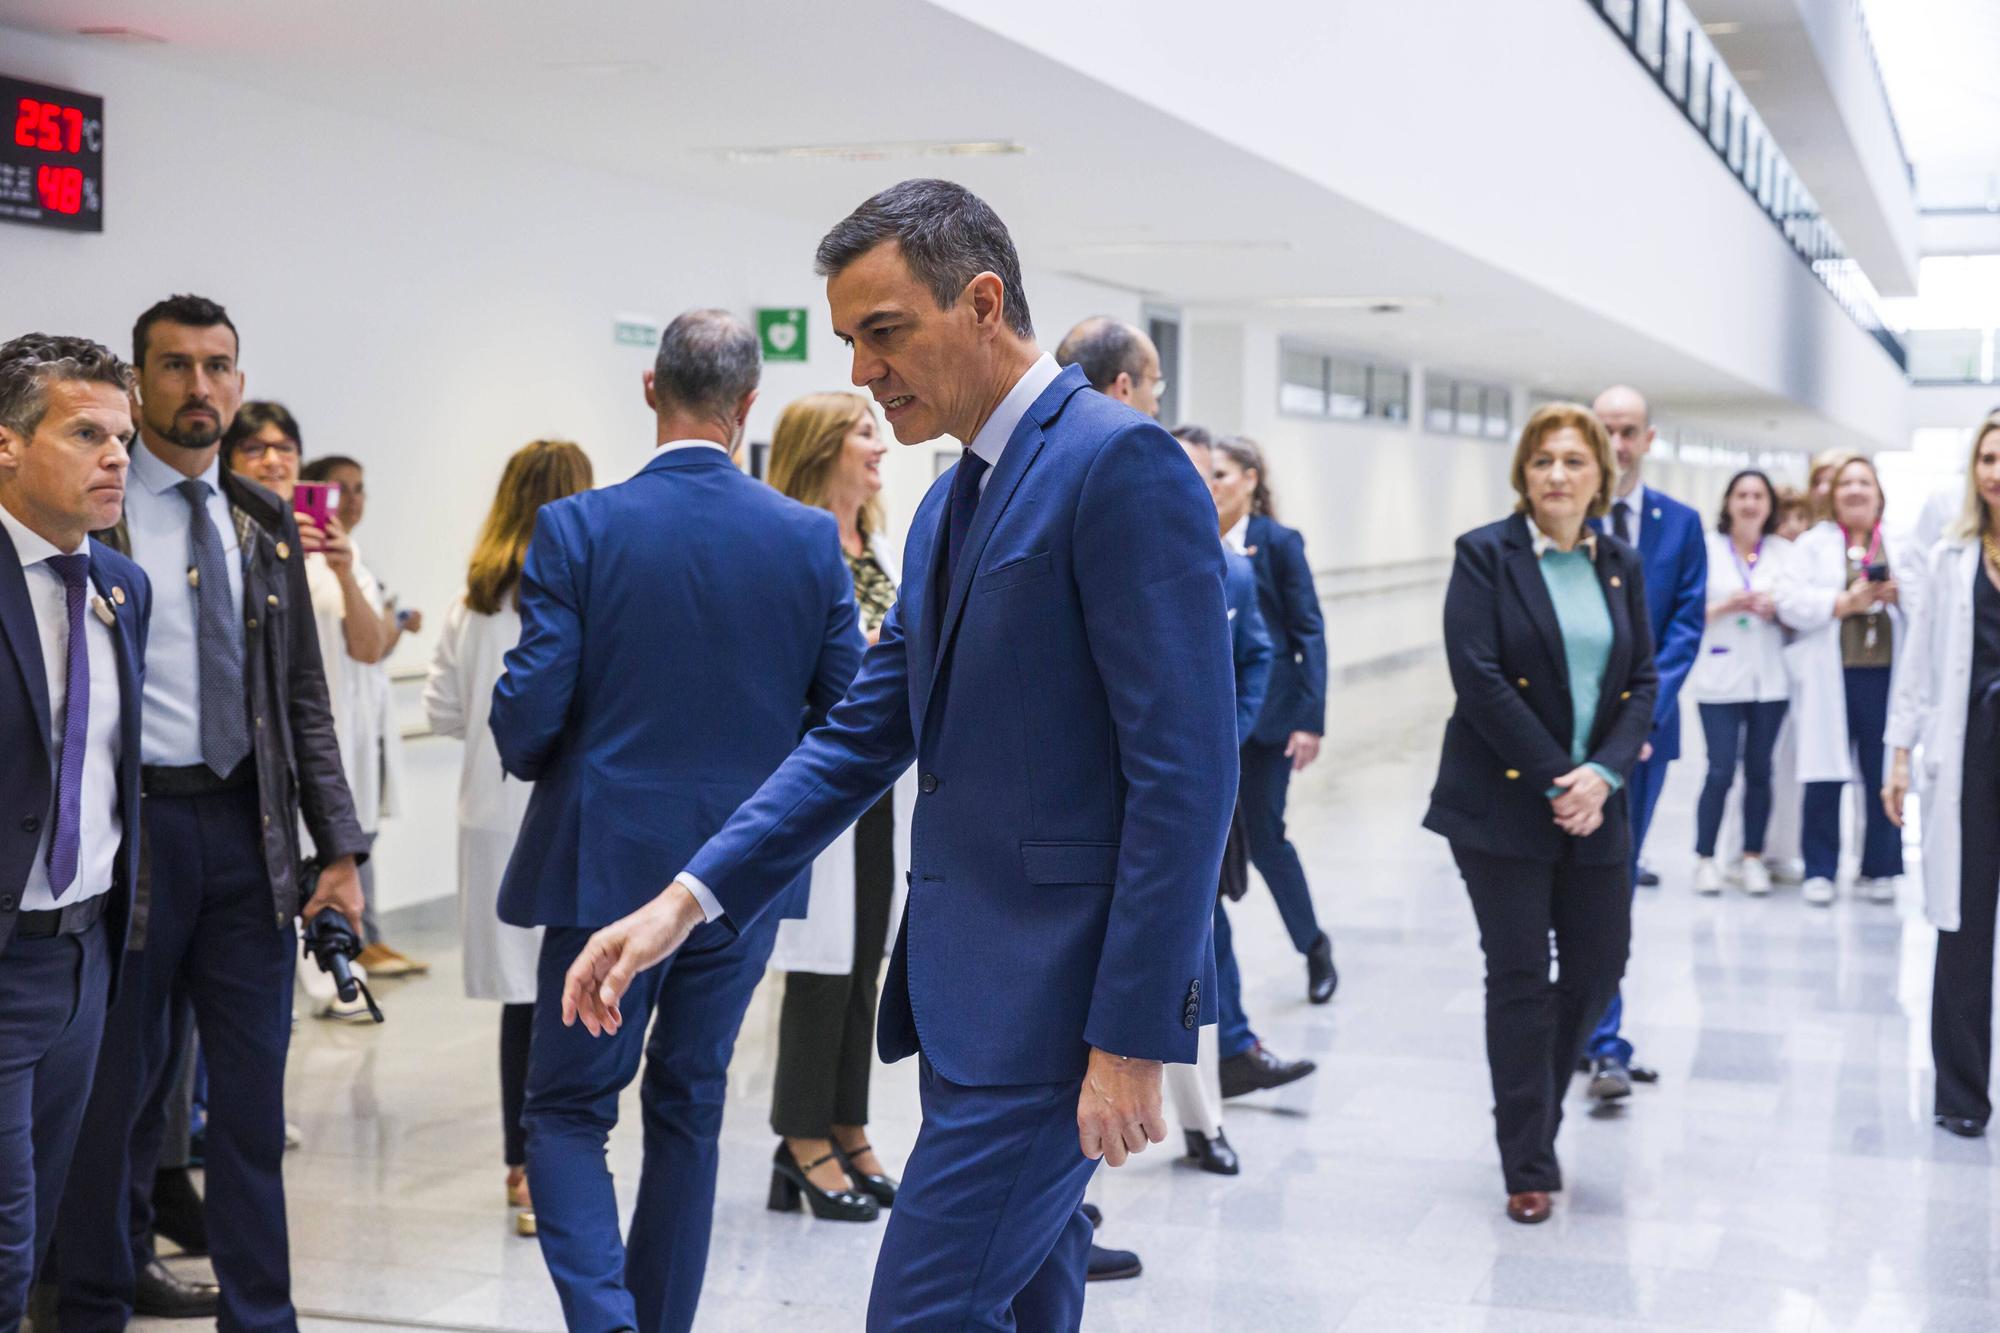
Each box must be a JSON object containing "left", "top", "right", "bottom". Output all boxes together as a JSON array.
[
  {"left": 834, "top": 1141, "right": 898, "bottom": 1208},
  {"left": 768, "top": 1143, "right": 879, "bottom": 1222}
]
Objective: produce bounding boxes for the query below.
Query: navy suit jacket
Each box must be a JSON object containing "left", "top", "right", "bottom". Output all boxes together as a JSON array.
[
  {"left": 685, "top": 366, "right": 1239, "bottom": 1087},
  {"left": 1424, "top": 515, "right": 1658, "bottom": 866},
  {"left": 490, "top": 446, "right": 864, "bottom": 929},
  {"left": 1245, "top": 515, "right": 1327, "bottom": 744},
  {"left": 1225, "top": 548, "right": 1272, "bottom": 744},
  {"left": 1594, "top": 485, "right": 1705, "bottom": 761},
  {"left": 0, "top": 526, "right": 150, "bottom": 987}
]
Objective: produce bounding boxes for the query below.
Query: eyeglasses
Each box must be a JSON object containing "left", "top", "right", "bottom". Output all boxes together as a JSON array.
[{"left": 234, "top": 440, "right": 299, "bottom": 460}]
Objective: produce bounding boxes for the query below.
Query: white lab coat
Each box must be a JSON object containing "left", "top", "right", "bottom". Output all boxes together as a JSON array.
[
  {"left": 423, "top": 593, "right": 542, "bottom": 1002},
  {"left": 1885, "top": 539, "right": 1989, "bottom": 931},
  {"left": 1777, "top": 522, "right": 1910, "bottom": 785},
  {"left": 772, "top": 532, "right": 913, "bottom": 976},
  {"left": 305, "top": 544, "right": 406, "bottom": 831},
  {"left": 1690, "top": 532, "right": 1794, "bottom": 704}
]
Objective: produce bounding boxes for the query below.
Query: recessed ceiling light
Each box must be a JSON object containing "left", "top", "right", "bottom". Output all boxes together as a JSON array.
[
  {"left": 541, "top": 59, "right": 658, "bottom": 76},
  {"left": 1702, "top": 21, "right": 1744, "bottom": 35},
  {"left": 77, "top": 25, "right": 165, "bottom": 42},
  {"left": 713, "top": 140, "right": 1027, "bottom": 164},
  {"left": 1069, "top": 239, "right": 1293, "bottom": 256}
]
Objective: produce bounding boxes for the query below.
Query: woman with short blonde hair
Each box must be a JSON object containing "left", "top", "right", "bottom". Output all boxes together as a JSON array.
[{"left": 1508, "top": 404, "right": 1616, "bottom": 519}]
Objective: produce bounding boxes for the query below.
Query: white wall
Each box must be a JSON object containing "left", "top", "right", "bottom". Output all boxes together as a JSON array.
[{"left": 0, "top": 26, "right": 1138, "bottom": 912}]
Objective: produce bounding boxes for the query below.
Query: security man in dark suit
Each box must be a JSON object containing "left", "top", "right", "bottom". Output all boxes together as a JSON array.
[
  {"left": 56, "top": 295, "right": 368, "bottom": 1332},
  {"left": 0, "top": 335, "right": 151, "bottom": 1330}
]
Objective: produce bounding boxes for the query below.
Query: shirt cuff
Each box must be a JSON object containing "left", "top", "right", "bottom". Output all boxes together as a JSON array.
[
  {"left": 1586, "top": 762, "right": 1624, "bottom": 793},
  {"left": 676, "top": 872, "right": 725, "bottom": 923}
]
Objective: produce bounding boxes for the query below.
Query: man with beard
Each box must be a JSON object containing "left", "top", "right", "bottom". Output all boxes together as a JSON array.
[{"left": 55, "top": 294, "right": 367, "bottom": 1331}]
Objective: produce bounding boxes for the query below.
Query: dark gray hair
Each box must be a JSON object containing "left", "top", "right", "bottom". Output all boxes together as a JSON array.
[
  {"left": 1169, "top": 423, "right": 1213, "bottom": 447},
  {"left": 814, "top": 179, "right": 1034, "bottom": 338},
  {"left": 1055, "top": 318, "right": 1149, "bottom": 393},
  {"left": 0, "top": 333, "right": 133, "bottom": 438},
  {"left": 653, "top": 310, "right": 761, "bottom": 423}
]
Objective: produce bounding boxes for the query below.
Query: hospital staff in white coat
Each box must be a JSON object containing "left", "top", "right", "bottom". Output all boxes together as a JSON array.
[
  {"left": 423, "top": 438, "right": 595, "bottom": 1235},
  {"left": 1778, "top": 452, "right": 1908, "bottom": 907},
  {"left": 1884, "top": 412, "right": 2000, "bottom": 1139}
]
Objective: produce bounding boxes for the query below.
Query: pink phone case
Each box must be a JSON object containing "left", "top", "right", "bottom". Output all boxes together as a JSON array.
[{"left": 293, "top": 482, "right": 340, "bottom": 544}]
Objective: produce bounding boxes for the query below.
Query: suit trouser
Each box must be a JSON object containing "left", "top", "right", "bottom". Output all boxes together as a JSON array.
[
  {"left": 525, "top": 914, "right": 780, "bottom": 1333},
  {"left": 1238, "top": 739, "right": 1322, "bottom": 955},
  {"left": 1212, "top": 898, "right": 1257, "bottom": 1060},
  {"left": 0, "top": 917, "right": 109, "bottom": 1328},
  {"left": 770, "top": 793, "right": 895, "bottom": 1138},
  {"left": 1803, "top": 666, "right": 1905, "bottom": 883},
  {"left": 1454, "top": 844, "right": 1630, "bottom": 1194},
  {"left": 1932, "top": 713, "right": 2000, "bottom": 1124},
  {"left": 56, "top": 785, "right": 298, "bottom": 1333},
  {"left": 1588, "top": 753, "right": 1668, "bottom": 1064},
  {"left": 866, "top": 1057, "right": 1097, "bottom": 1332}
]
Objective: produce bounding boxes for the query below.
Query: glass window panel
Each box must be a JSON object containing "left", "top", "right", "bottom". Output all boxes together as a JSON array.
[
  {"left": 1483, "top": 385, "right": 1511, "bottom": 440},
  {"left": 1425, "top": 375, "right": 1455, "bottom": 433},
  {"left": 1327, "top": 359, "right": 1368, "bottom": 420},
  {"left": 1369, "top": 368, "right": 1409, "bottom": 422},
  {"left": 1280, "top": 348, "right": 1326, "bottom": 416},
  {"left": 1454, "top": 383, "right": 1484, "bottom": 436}
]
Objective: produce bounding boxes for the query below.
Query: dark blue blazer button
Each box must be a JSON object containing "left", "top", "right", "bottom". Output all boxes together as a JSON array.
[
  {"left": 21, "top": 816, "right": 39, "bottom": 833},
  {"left": 920, "top": 773, "right": 939, "bottom": 794}
]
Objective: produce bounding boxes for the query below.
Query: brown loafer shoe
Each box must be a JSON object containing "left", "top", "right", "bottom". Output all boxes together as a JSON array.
[{"left": 1506, "top": 1191, "right": 1553, "bottom": 1225}]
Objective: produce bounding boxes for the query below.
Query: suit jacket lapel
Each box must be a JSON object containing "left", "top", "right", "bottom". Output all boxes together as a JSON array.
[
  {"left": 906, "top": 487, "right": 946, "bottom": 731},
  {"left": 1503, "top": 532, "right": 1570, "bottom": 690},
  {"left": 87, "top": 547, "right": 143, "bottom": 768},
  {"left": 924, "top": 422, "right": 1049, "bottom": 710},
  {"left": 1586, "top": 550, "right": 1634, "bottom": 743},
  {"left": 0, "top": 522, "right": 53, "bottom": 754}
]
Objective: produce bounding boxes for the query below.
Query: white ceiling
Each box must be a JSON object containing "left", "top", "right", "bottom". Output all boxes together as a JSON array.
[
  {"left": 1857, "top": 0, "right": 2000, "bottom": 208},
  {"left": 0, "top": 0, "right": 1878, "bottom": 448}
]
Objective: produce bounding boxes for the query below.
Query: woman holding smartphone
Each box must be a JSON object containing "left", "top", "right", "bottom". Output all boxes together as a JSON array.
[{"left": 1777, "top": 452, "right": 1907, "bottom": 907}]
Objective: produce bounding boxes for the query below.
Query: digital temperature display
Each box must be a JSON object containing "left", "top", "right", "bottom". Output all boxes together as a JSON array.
[{"left": 1, "top": 74, "right": 104, "bottom": 233}]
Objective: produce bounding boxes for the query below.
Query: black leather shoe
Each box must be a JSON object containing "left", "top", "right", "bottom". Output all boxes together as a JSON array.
[
  {"left": 767, "top": 1143, "right": 879, "bottom": 1222},
  {"left": 1629, "top": 1063, "right": 1661, "bottom": 1085},
  {"left": 832, "top": 1142, "right": 898, "bottom": 1208},
  {"left": 1937, "top": 1115, "right": 1986, "bottom": 1139},
  {"left": 153, "top": 1166, "right": 210, "bottom": 1256},
  {"left": 1306, "top": 931, "right": 1337, "bottom": 1004},
  {"left": 133, "top": 1258, "right": 220, "bottom": 1318},
  {"left": 1183, "top": 1128, "right": 1240, "bottom": 1175},
  {"left": 1080, "top": 1202, "right": 1102, "bottom": 1229},
  {"left": 1221, "top": 1043, "right": 1317, "bottom": 1099},
  {"left": 1637, "top": 867, "right": 1660, "bottom": 887},
  {"left": 1086, "top": 1243, "right": 1142, "bottom": 1281}
]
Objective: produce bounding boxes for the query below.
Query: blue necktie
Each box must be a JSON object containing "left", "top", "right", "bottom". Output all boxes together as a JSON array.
[
  {"left": 44, "top": 553, "right": 91, "bottom": 898},
  {"left": 177, "top": 478, "right": 252, "bottom": 778},
  {"left": 941, "top": 448, "right": 991, "bottom": 596}
]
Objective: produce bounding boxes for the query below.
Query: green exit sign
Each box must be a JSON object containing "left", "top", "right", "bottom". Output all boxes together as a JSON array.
[{"left": 758, "top": 308, "right": 808, "bottom": 362}]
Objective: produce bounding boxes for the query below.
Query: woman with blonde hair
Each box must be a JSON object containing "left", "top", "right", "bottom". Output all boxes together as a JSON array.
[
  {"left": 1885, "top": 411, "right": 2000, "bottom": 1137},
  {"left": 1778, "top": 451, "right": 1908, "bottom": 905},
  {"left": 762, "top": 392, "right": 908, "bottom": 1223},
  {"left": 423, "top": 438, "right": 594, "bottom": 1235}
]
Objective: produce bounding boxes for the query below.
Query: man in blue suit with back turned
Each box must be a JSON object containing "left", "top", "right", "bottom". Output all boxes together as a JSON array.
[
  {"left": 563, "top": 180, "right": 1238, "bottom": 1331},
  {"left": 1584, "top": 384, "right": 1707, "bottom": 1101},
  {"left": 489, "top": 309, "right": 863, "bottom": 1333},
  {"left": 0, "top": 335, "right": 149, "bottom": 1330}
]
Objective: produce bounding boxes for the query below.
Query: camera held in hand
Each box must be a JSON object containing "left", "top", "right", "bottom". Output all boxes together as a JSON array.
[{"left": 299, "top": 859, "right": 384, "bottom": 1023}]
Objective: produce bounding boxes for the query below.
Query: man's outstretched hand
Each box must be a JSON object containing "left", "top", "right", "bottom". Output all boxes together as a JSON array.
[
  {"left": 561, "top": 881, "right": 707, "bottom": 1036},
  {"left": 1077, "top": 1047, "right": 1167, "bottom": 1166}
]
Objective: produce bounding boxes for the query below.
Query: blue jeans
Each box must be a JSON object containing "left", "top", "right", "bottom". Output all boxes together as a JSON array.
[
  {"left": 1802, "top": 666, "right": 1903, "bottom": 882},
  {"left": 1213, "top": 900, "right": 1257, "bottom": 1059},
  {"left": 1695, "top": 701, "right": 1789, "bottom": 857}
]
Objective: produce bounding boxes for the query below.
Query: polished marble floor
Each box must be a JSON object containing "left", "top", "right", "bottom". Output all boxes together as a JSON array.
[{"left": 136, "top": 662, "right": 2000, "bottom": 1331}]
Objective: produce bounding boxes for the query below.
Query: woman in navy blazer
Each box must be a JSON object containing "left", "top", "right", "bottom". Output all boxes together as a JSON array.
[
  {"left": 1423, "top": 404, "right": 1658, "bottom": 1226},
  {"left": 1211, "top": 436, "right": 1337, "bottom": 1006}
]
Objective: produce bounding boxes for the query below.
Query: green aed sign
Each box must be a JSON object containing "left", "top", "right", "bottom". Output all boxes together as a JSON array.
[{"left": 757, "top": 308, "right": 809, "bottom": 362}]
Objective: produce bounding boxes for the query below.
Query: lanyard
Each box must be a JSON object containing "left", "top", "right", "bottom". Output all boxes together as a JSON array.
[
  {"left": 1730, "top": 538, "right": 1762, "bottom": 630},
  {"left": 1844, "top": 524, "right": 1882, "bottom": 568}
]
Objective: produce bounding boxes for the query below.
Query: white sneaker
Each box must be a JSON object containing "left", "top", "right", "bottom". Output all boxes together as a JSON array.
[
  {"left": 1861, "top": 876, "right": 1899, "bottom": 904},
  {"left": 1770, "top": 858, "right": 1806, "bottom": 886},
  {"left": 1739, "top": 858, "right": 1772, "bottom": 895},
  {"left": 1802, "top": 877, "right": 1835, "bottom": 906},
  {"left": 1693, "top": 857, "right": 1723, "bottom": 895}
]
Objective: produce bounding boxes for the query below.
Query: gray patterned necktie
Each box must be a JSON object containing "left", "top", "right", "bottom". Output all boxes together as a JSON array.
[{"left": 176, "top": 478, "right": 252, "bottom": 777}]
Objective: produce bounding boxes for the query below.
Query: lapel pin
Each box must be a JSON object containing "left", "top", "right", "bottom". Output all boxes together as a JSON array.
[
  {"left": 1610, "top": 575, "right": 1623, "bottom": 587},
  {"left": 1652, "top": 508, "right": 1662, "bottom": 520},
  {"left": 276, "top": 541, "right": 290, "bottom": 561},
  {"left": 111, "top": 585, "right": 125, "bottom": 606},
  {"left": 187, "top": 567, "right": 200, "bottom": 590},
  {"left": 92, "top": 595, "right": 115, "bottom": 626},
  {"left": 1245, "top": 545, "right": 1259, "bottom": 556}
]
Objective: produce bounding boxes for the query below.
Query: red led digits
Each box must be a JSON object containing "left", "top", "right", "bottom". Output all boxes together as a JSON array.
[
  {"left": 36, "top": 165, "right": 83, "bottom": 214},
  {"left": 14, "top": 98, "right": 85, "bottom": 153}
]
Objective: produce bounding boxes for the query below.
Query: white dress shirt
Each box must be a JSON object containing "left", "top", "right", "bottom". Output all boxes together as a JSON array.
[
  {"left": 123, "top": 438, "right": 246, "bottom": 766},
  {"left": 1224, "top": 514, "right": 1249, "bottom": 556},
  {"left": 679, "top": 355, "right": 1061, "bottom": 924},
  {"left": 1, "top": 502, "right": 122, "bottom": 910}
]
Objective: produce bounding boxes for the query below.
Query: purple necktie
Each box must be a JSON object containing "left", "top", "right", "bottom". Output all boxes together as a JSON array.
[{"left": 45, "top": 552, "right": 91, "bottom": 899}]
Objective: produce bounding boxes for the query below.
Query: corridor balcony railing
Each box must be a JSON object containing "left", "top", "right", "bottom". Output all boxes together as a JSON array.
[{"left": 1587, "top": 0, "right": 1908, "bottom": 372}]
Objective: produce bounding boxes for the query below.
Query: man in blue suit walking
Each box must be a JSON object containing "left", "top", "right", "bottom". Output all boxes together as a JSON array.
[
  {"left": 0, "top": 334, "right": 150, "bottom": 1328},
  {"left": 1584, "top": 384, "right": 1707, "bottom": 1100},
  {"left": 563, "top": 181, "right": 1238, "bottom": 1331},
  {"left": 489, "top": 310, "right": 864, "bottom": 1333}
]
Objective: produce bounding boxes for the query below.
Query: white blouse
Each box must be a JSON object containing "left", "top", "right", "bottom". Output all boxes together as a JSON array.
[{"left": 1689, "top": 531, "right": 1794, "bottom": 705}]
